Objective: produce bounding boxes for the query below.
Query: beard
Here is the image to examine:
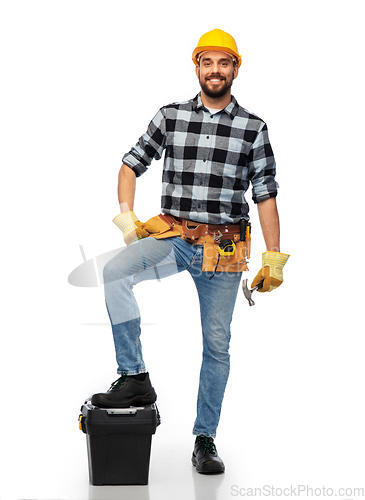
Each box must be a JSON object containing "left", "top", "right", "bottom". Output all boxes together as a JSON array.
[{"left": 199, "top": 71, "right": 234, "bottom": 99}]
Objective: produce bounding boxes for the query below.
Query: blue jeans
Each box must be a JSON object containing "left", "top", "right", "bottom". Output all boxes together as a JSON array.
[{"left": 103, "top": 236, "right": 242, "bottom": 438}]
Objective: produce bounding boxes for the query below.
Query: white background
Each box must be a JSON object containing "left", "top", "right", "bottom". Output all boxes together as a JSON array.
[{"left": 1, "top": 1, "right": 364, "bottom": 499}]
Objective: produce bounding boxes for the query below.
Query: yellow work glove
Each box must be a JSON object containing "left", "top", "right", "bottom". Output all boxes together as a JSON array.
[
  {"left": 134, "top": 215, "right": 171, "bottom": 234},
  {"left": 112, "top": 211, "right": 149, "bottom": 246},
  {"left": 251, "top": 251, "right": 290, "bottom": 292}
]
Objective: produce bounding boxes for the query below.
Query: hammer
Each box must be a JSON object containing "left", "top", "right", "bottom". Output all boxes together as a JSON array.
[{"left": 242, "top": 279, "right": 264, "bottom": 306}]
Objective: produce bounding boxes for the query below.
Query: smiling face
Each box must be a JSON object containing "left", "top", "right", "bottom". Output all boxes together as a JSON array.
[{"left": 196, "top": 50, "right": 239, "bottom": 100}]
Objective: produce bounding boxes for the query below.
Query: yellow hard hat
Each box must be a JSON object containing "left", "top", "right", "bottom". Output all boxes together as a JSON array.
[{"left": 192, "top": 29, "right": 242, "bottom": 68}]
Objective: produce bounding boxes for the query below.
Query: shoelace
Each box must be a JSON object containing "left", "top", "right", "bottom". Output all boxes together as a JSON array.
[
  {"left": 196, "top": 436, "right": 217, "bottom": 455},
  {"left": 108, "top": 372, "right": 127, "bottom": 392}
]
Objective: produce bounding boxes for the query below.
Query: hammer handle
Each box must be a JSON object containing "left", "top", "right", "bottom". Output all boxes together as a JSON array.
[{"left": 255, "top": 280, "right": 265, "bottom": 291}]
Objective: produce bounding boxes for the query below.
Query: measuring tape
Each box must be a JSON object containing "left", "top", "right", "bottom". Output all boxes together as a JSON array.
[
  {"left": 209, "top": 239, "right": 236, "bottom": 280},
  {"left": 218, "top": 239, "right": 236, "bottom": 256}
]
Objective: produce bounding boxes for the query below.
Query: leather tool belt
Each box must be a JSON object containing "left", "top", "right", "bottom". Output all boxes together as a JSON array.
[{"left": 139, "top": 213, "right": 250, "bottom": 273}]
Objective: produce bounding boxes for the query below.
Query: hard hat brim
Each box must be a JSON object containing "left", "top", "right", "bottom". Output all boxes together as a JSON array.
[{"left": 192, "top": 45, "right": 242, "bottom": 68}]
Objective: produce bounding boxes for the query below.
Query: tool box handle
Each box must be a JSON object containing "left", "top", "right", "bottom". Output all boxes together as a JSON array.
[{"left": 105, "top": 407, "right": 145, "bottom": 414}]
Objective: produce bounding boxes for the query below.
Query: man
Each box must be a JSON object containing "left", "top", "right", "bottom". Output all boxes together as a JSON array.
[{"left": 91, "top": 29, "right": 289, "bottom": 474}]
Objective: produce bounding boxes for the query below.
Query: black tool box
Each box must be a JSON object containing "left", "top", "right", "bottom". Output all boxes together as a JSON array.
[{"left": 79, "top": 400, "right": 160, "bottom": 485}]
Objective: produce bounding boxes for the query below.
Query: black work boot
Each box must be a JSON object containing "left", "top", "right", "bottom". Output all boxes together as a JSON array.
[
  {"left": 191, "top": 435, "right": 225, "bottom": 474},
  {"left": 91, "top": 372, "right": 157, "bottom": 408}
]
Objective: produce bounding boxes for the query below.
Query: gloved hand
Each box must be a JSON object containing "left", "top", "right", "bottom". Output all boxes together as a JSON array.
[
  {"left": 134, "top": 215, "right": 171, "bottom": 235},
  {"left": 251, "top": 251, "right": 290, "bottom": 292},
  {"left": 112, "top": 211, "right": 149, "bottom": 246}
]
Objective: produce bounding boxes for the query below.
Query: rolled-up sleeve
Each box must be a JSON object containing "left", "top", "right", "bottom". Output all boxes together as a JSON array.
[
  {"left": 248, "top": 123, "right": 279, "bottom": 203},
  {"left": 122, "top": 108, "right": 166, "bottom": 177}
]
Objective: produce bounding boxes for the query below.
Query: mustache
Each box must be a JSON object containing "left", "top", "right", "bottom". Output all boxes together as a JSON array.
[{"left": 205, "top": 73, "right": 226, "bottom": 81}]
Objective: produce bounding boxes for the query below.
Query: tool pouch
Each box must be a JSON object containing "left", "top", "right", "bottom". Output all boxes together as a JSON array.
[{"left": 201, "top": 236, "right": 250, "bottom": 273}]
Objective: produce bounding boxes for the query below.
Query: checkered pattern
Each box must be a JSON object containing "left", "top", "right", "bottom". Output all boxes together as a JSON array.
[{"left": 122, "top": 93, "right": 278, "bottom": 224}]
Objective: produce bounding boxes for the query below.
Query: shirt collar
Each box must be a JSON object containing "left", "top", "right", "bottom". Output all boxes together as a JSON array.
[{"left": 192, "top": 93, "right": 239, "bottom": 119}]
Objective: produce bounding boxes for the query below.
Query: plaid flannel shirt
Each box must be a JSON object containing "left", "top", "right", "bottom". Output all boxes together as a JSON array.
[{"left": 122, "top": 93, "right": 278, "bottom": 224}]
